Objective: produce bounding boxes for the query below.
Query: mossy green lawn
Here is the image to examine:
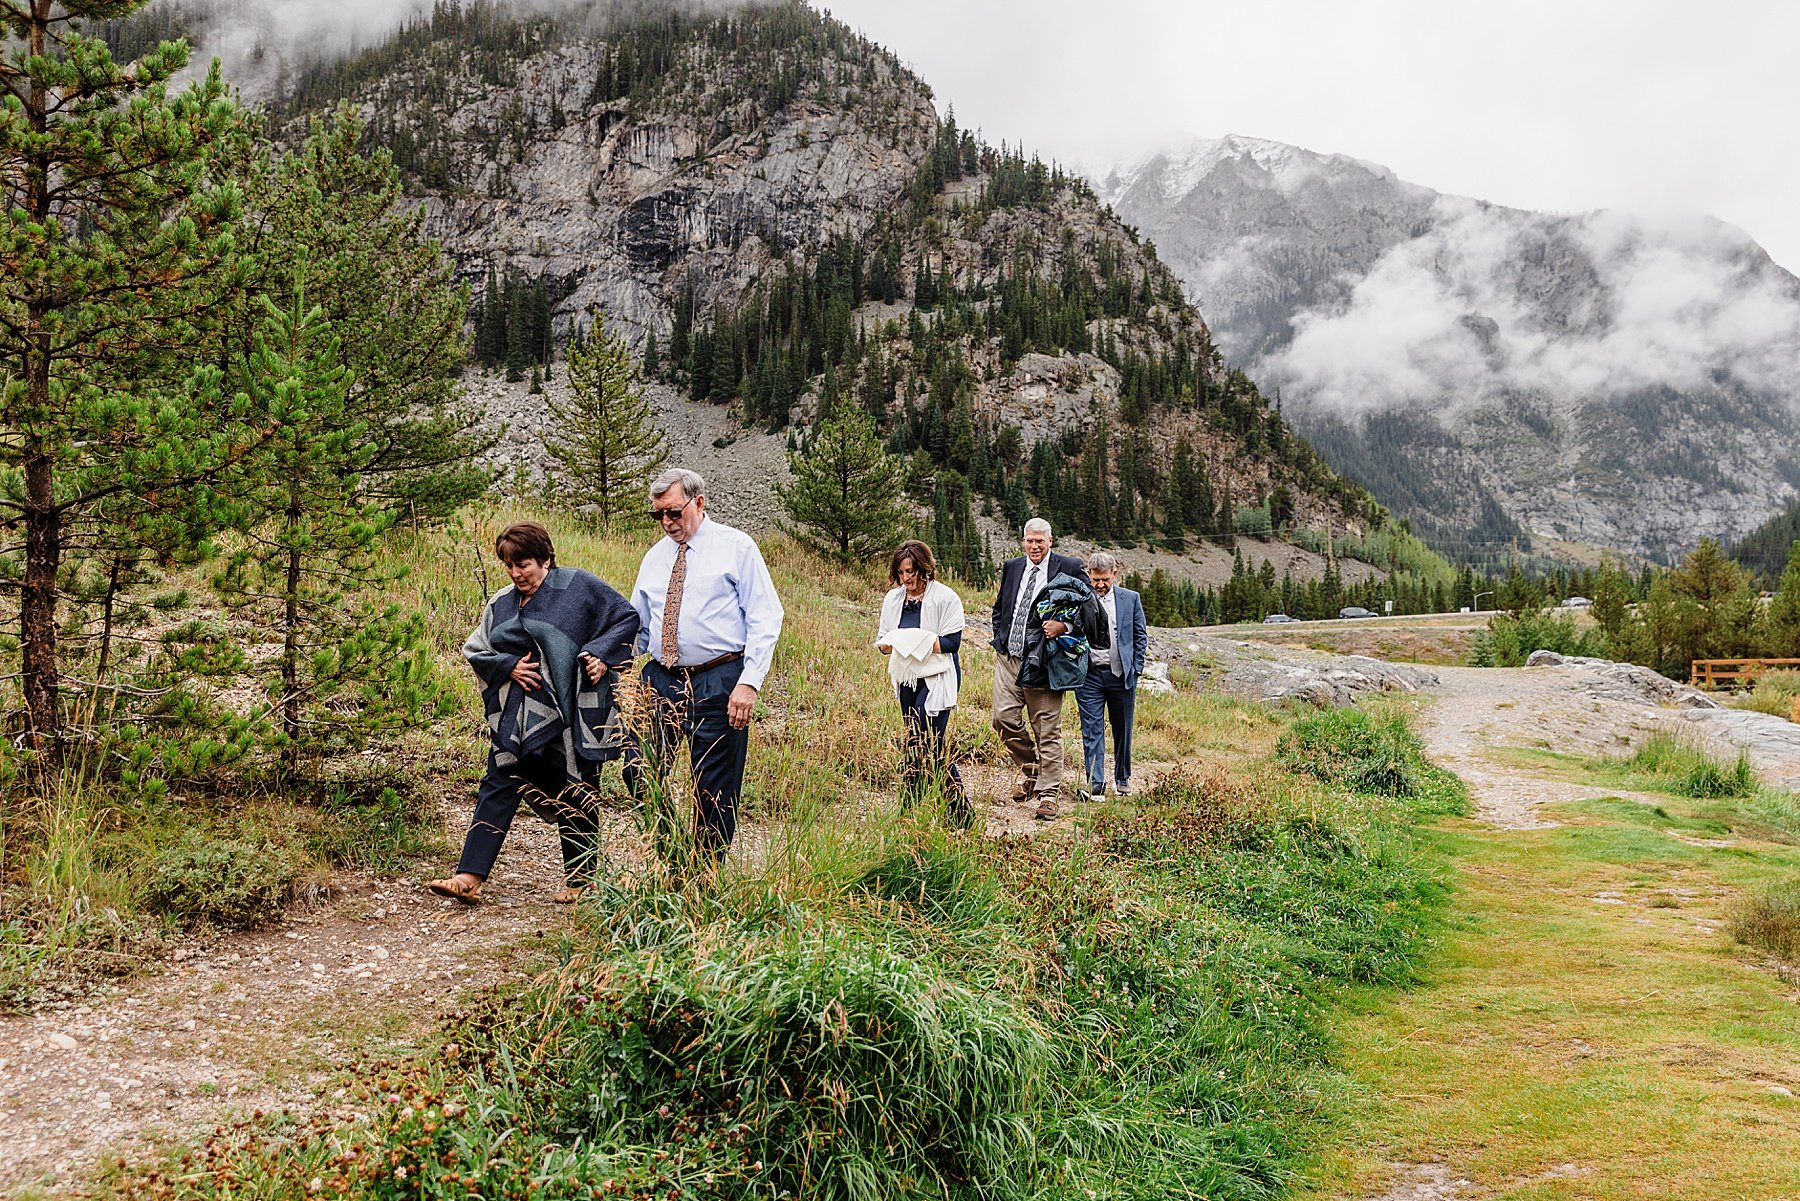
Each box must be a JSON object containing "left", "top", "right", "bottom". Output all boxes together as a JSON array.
[{"left": 1307, "top": 756, "right": 1800, "bottom": 1199}]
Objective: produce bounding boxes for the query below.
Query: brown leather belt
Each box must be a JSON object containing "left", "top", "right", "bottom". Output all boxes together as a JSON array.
[{"left": 661, "top": 651, "right": 743, "bottom": 676}]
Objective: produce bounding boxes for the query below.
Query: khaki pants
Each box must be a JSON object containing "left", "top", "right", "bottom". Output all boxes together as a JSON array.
[{"left": 992, "top": 653, "right": 1066, "bottom": 798}]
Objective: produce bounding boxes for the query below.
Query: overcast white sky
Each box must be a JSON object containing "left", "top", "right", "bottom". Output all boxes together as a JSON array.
[{"left": 820, "top": 0, "right": 1800, "bottom": 272}]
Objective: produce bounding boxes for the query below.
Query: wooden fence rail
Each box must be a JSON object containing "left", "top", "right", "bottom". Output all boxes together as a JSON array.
[{"left": 1690, "top": 658, "right": 1800, "bottom": 689}]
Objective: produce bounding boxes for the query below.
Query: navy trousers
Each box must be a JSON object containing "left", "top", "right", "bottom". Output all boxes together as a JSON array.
[
  {"left": 897, "top": 681, "right": 968, "bottom": 825},
  {"left": 625, "top": 659, "right": 750, "bottom": 861},
  {"left": 1075, "top": 668, "right": 1136, "bottom": 790},
  {"left": 457, "top": 748, "right": 604, "bottom": 885}
]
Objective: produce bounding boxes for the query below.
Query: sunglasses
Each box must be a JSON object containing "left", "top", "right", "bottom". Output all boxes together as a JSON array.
[{"left": 648, "top": 495, "right": 697, "bottom": 522}]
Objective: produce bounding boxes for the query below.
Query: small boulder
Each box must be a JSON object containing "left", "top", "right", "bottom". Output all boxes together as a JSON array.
[{"left": 1139, "top": 660, "right": 1177, "bottom": 697}]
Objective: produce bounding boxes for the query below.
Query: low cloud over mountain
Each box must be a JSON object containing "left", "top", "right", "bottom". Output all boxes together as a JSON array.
[{"left": 1101, "top": 136, "right": 1800, "bottom": 560}]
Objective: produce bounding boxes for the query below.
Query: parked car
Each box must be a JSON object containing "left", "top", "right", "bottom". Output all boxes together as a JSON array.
[
  {"left": 1338, "top": 606, "right": 1376, "bottom": 619},
  {"left": 1561, "top": 596, "right": 1592, "bottom": 608}
]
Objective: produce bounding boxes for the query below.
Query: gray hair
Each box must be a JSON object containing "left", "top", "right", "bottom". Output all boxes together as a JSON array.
[
  {"left": 1086, "top": 551, "right": 1119, "bottom": 575},
  {"left": 1023, "top": 517, "right": 1052, "bottom": 539},
  {"left": 650, "top": 467, "right": 706, "bottom": 502}
]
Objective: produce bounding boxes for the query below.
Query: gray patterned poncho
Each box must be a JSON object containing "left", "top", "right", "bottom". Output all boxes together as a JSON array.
[{"left": 462, "top": 567, "right": 640, "bottom": 774}]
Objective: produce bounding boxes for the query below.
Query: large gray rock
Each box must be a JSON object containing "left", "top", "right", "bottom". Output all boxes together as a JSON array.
[
  {"left": 1527, "top": 653, "right": 1722, "bottom": 709},
  {"left": 1216, "top": 651, "right": 1438, "bottom": 708},
  {"left": 1138, "top": 660, "right": 1176, "bottom": 697}
]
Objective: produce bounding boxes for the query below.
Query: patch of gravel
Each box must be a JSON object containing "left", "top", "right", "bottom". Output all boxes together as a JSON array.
[
  {"left": 0, "top": 800, "right": 630, "bottom": 1195},
  {"left": 1367, "top": 1164, "right": 1471, "bottom": 1201},
  {"left": 1416, "top": 663, "right": 1674, "bottom": 829}
]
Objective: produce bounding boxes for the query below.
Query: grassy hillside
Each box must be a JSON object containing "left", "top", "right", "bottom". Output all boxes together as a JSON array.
[{"left": 18, "top": 512, "right": 1469, "bottom": 1200}]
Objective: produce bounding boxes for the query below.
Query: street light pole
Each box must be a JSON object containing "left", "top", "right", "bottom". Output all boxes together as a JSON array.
[{"left": 1473, "top": 590, "right": 1494, "bottom": 612}]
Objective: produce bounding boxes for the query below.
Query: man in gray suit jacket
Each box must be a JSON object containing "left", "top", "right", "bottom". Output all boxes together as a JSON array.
[
  {"left": 991, "top": 518, "right": 1086, "bottom": 818},
  {"left": 1075, "top": 551, "right": 1149, "bottom": 798}
]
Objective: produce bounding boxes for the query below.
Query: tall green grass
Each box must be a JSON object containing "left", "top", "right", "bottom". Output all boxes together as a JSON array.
[
  {"left": 1274, "top": 706, "right": 1471, "bottom": 816},
  {"left": 1610, "top": 732, "right": 1757, "bottom": 799},
  {"left": 1727, "top": 668, "right": 1800, "bottom": 718},
  {"left": 118, "top": 702, "right": 1464, "bottom": 1201},
  {"left": 1731, "top": 881, "right": 1800, "bottom": 963}
]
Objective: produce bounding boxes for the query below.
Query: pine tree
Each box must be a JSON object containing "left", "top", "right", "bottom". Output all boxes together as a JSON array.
[
  {"left": 642, "top": 328, "right": 661, "bottom": 379},
  {"left": 777, "top": 405, "right": 908, "bottom": 563},
  {"left": 1765, "top": 541, "right": 1800, "bottom": 657},
  {"left": 245, "top": 107, "right": 489, "bottom": 522},
  {"left": 543, "top": 317, "right": 670, "bottom": 531},
  {"left": 214, "top": 288, "right": 446, "bottom": 769},
  {"left": 1, "top": 5, "right": 259, "bottom": 762}
]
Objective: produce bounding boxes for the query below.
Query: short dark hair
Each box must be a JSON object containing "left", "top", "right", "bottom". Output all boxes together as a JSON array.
[
  {"left": 495, "top": 521, "right": 556, "bottom": 567},
  {"left": 888, "top": 539, "right": 937, "bottom": 586}
]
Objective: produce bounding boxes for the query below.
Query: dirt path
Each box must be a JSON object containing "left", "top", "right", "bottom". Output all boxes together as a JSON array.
[
  {"left": 0, "top": 809, "right": 602, "bottom": 1196},
  {"left": 1, "top": 766, "right": 1110, "bottom": 1195},
  {"left": 1417, "top": 664, "right": 1669, "bottom": 828},
  {"left": 1420, "top": 660, "right": 1800, "bottom": 829}
]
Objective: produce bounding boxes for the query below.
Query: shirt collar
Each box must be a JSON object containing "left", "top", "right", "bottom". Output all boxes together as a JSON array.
[{"left": 669, "top": 514, "right": 711, "bottom": 552}]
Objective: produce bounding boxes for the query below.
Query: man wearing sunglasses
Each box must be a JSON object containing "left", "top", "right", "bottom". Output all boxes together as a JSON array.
[{"left": 626, "top": 467, "right": 784, "bottom": 868}]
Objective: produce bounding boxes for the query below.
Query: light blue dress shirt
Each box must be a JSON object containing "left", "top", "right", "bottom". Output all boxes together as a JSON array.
[{"left": 630, "top": 516, "right": 784, "bottom": 690}]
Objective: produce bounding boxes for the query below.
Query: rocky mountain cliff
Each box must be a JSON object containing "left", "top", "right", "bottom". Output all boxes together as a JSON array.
[
  {"left": 195, "top": 1, "right": 1392, "bottom": 573},
  {"left": 1100, "top": 135, "right": 1800, "bottom": 563}
]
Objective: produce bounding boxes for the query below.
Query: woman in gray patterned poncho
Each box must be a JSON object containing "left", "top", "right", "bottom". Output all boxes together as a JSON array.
[{"left": 427, "top": 522, "right": 639, "bottom": 905}]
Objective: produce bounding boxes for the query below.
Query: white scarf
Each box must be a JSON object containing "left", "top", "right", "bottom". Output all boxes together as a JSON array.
[{"left": 876, "top": 579, "right": 965, "bottom": 714}]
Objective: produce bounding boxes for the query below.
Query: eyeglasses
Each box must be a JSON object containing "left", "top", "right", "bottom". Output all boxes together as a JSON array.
[{"left": 648, "top": 495, "right": 697, "bottom": 523}]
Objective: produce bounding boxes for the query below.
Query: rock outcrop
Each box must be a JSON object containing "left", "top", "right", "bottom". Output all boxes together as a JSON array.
[
  {"left": 1524, "top": 651, "right": 1721, "bottom": 710},
  {"left": 1213, "top": 650, "right": 1438, "bottom": 709}
]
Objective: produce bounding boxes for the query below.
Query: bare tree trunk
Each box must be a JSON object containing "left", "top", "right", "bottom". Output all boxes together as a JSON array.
[
  {"left": 281, "top": 532, "right": 302, "bottom": 771},
  {"left": 21, "top": 443, "right": 61, "bottom": 766},
  {"left": 18, "top": 2, "right": 61, "bottom": 768},
  {"left": 94, "top": 554, "right": 124, "bottom": 690}
]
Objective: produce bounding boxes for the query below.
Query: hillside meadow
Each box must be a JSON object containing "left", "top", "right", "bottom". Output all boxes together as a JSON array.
[{"left": 7, "top": 512, "right": 1471, "bottom": 1199}]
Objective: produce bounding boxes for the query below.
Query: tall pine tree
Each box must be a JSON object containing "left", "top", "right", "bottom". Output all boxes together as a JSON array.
[
  {"left": 1, "top": 4, "right": 258, "bottom": 762},
  {"left": 543, "top": 316, "right": 670, "bottom": 530},
  {"left": 778, "top": 404, "right": 908, "bottom": 563},
  {"left": 214, "top": 286, "right": 445, "bottom": 770}
]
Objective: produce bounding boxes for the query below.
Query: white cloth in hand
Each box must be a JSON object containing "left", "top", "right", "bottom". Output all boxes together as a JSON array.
[{"left": 877, "top": 627, "right": 957, "bottom": 715}]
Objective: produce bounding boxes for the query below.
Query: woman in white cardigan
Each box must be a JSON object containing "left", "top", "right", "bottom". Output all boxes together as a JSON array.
[{"left": 875, "top": 539, "right": 969, "bottom": 825}]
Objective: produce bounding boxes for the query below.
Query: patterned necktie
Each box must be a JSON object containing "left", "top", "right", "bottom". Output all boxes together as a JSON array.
[
  {"left": 1009, "top": 564, "right": 1039, "bottom": 657},
  {"left": 660, "top": 542, "right": 689, "bottom": 667}
]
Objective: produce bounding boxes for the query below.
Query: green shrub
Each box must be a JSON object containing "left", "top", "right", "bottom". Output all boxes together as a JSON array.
[
  {"left": 141, "top": 829, "right": 304, "bottom": 929},
  {"left": 302, "top": 780, "right": 441, "bottom": 870},
  {"left": 1620, "top": 732, "right": 1756, "bottom": 798},
  {"left": 1274, "top": 708, "right": 1469, "bottom": 816},
  {"left": 1469, "top": 609, "right": 1608, "bottom": 667},
  {"left": 1731, "top": 881, "right": 1800, "bottom": 961},
  {"left": 1729, "top": 669, "right": 1800, "bottom": 717}
]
